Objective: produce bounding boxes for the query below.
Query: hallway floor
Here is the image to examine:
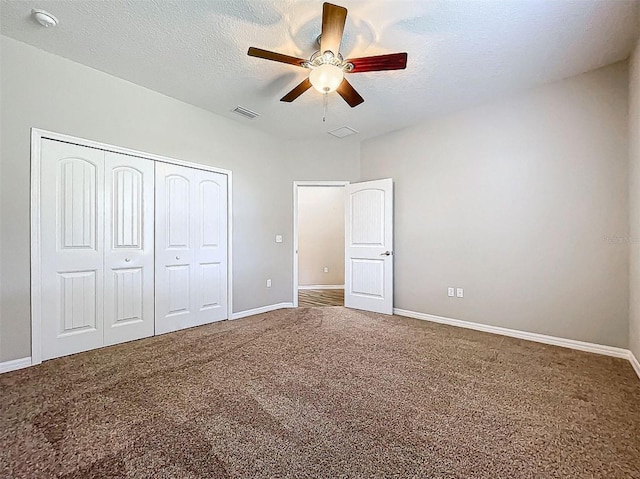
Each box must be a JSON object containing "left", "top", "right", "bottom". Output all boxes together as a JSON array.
[{"left": 298, "top": 289, "right": 344, "bottom": 307}]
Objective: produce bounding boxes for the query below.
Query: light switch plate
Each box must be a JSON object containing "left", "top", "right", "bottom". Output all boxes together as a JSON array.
[
  {"left": 275, "top": 235, "right": 283, "bottom": 243},
  {"left": 456, "top": 288, "right": 464, "bottom": 298},
  {"left": 447, "top": 287, "right": 455, "bottom": 297}
]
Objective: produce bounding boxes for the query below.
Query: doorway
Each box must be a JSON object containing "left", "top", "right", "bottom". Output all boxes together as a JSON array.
[{"left": 293, "top": 181, "right": 349, "bottom": 307}]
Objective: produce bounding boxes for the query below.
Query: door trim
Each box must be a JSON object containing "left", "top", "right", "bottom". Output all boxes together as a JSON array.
[
  {"left": 292, "top": 181, "right": 349, "bottom": 308},
  {"left": 30, "top": 128, "right": 234, "bottom": 365}
]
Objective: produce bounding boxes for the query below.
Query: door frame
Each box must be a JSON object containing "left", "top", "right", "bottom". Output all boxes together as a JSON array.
[
  {"left": 292, "top": 181, "right": 349, "bottom": 307},
  {"left": 30, "top": 128, "right": 234, "bottom": 365}
]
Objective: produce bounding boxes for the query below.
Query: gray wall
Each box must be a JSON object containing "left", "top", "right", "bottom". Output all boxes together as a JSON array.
[
  {"left": 361, "top": 62, "right": 630, "bottom": 348},
  {"left": 630, "top": 37, "right": 640, "bottom": 361},
  {"left": 1, "top": 35, "right": 635, "bottom": 362},
  {"left": 0, "top": 36, "right": 360, "bottom": 361}
]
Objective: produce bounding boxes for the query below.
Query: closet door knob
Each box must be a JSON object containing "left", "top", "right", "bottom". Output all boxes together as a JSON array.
[
  {"left": 176, "top": 256, "right": 180, "bottom": 260},
  {"left": 125, "top": 258, "right": 131, "bottom": 262}
]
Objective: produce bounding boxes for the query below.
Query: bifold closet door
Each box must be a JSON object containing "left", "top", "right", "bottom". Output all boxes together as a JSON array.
[
  {"left": 103, "top": 152, "right": 155, "bottom": 346},
  {"left": 40, "top": 140, "right": 155, "bottom": 360},
  {"left": 41, "top": 140, "right": 105, "bottom": 360},
  {"left": 155, "top": 162, "right": 228, "bottom": 334}
]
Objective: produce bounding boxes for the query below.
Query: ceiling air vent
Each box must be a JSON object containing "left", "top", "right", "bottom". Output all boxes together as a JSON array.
[
  {"left": 232, "top": 106, "right": 260, "bottom": 120},
  {"left": 328, "top": 126, "right": 358, "bottom": 138}
]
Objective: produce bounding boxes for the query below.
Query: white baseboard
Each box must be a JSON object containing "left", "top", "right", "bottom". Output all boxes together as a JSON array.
[
  {"left": 231, "top": 302, "right": 294, "bottom": 320},
  {"left": 630, "top": 352, "right": 640, "bottom": 380},
  {"left": 298, "top": 285, "right": 344, "bottom": 290},
  {"left": 0, "top": 357, "right": 32, "bottom": 374},
  {"left": 393, "top": 308, "right": 630, "bottom": 359}
]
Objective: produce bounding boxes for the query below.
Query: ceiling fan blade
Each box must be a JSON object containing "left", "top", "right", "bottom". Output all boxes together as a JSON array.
[
  {"left": 247, "top": 47, "right": 307, "bottom": 68},
  {"left": 280, "top": 78, "right": 313, "bottom": 102},
  {"left": 346, "top": 52, "right": 408, "bottom": 73},
  {"left": 320, "top": 3, "right": 347, "bottom": 56},
  {"left": 336, "top": 79, "right": 364, "bottom": 108}
]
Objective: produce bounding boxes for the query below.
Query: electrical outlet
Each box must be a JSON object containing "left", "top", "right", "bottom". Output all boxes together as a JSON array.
[
  {"left": 447, "top": 287, "right": 455, "bottom": 297},
  {"left": 323, "top": 267, "right": 329, "bottom": 273},
  {"left": 266, "top": 279, "right": 272, "bottom": 288},
  {"left": 456, "top": 288, "right": 464, "bottom": 298}
]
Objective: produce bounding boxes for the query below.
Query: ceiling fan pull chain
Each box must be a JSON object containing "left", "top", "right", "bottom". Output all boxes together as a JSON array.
[{"left": 323, "top": 92, "right": 328, "bottom": 122}]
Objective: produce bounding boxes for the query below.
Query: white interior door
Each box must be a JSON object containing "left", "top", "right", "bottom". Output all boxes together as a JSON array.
[
  {"left": 41, "top": 140, "right": 105, "bottom": 360},
  {"left": 155, "top": 162, "right": 228, "bottom": 334},
  {"left": 103, "top": 152, "right": 155, "bottom": 346},
  {"left": 344, "top": 178, "right": 394, "bottom": 314}
]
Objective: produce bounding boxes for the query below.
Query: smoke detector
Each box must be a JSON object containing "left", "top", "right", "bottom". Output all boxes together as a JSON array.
[{"left": 31, "top": 9, "right": 58, "bottom": 28}]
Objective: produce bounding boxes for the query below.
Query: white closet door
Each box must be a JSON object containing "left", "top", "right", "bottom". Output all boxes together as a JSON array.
[
  {"left": 194, "top": 168, "right": 228, "bottom": 325},
  {"left": 103, "top": 152, "right": 155, "bottom": 346},
  {"left": 155, "top": 162, "right": 228, "bottom": 334},
  {"left": 41, "top": 140, "right": 105, "bottom": 360}
]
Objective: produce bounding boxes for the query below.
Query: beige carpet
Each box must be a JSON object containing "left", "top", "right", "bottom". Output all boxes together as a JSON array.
[{"left": 1, "top": 307, "right": 639, "bottom": 478}]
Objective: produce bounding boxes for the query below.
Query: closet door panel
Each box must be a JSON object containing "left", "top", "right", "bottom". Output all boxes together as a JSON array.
[
  {"left": 194, "top": 172, "right": 227, "bottom": 322},
  {"left": 155, "top": 163, "right": 228, "bottom": 334},
  {"left": 155, "top": 162, "right": 196, "bottom": 334},
  {"left": 103, "top": 152, "right": 155, "bottom": 346},
  {"left": 41, "top": 140, "right": 105, "bottom": 360}
]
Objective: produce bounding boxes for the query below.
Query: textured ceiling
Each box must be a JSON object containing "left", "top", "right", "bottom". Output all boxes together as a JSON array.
[{"left": 1, "top": 0, "right": 639, "bottom": 141}]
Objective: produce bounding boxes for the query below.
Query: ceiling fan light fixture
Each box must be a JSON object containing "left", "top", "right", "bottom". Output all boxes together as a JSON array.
[{"left": 309, "top": 64, "right": 344, "bottom": 93}]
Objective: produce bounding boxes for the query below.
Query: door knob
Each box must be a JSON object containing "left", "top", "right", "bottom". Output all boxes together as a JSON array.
[
  {"left": 380, "top": 251, "right": 392, "bottom": 256},
  {"left": 125, "top": 258, "right": 131, "bottom": 262},
  {"left": 176, "top": 256, "right": 180, "bottom": 260}
]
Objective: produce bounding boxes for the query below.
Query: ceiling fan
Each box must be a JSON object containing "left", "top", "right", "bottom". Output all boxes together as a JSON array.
[{"left": 247, "top": 2, "right": 408, "bottom": 108}]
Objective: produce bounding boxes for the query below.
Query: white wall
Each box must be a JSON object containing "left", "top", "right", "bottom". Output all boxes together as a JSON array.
[
  {"left": 629, "top": 37, "right": 640, "bottom": 361},
  {"left": 298, "top": 187, "right": 345, "bottom": 286},
  {"left": 0, "top": 36, "right": 360, "bottom": 361},
  {"left": 361, "top": 62, "right": 630, "bottom": 347}
]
